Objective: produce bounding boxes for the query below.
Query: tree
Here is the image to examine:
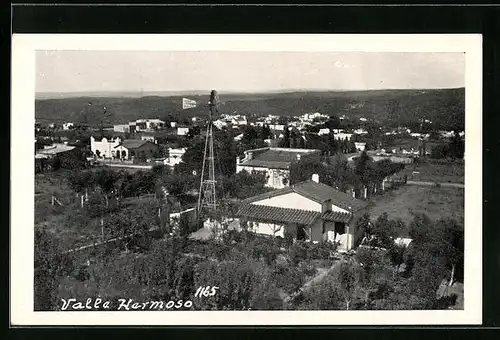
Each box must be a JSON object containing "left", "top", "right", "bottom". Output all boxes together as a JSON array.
[
  {"left": 326, "top": 153, "right": 355, "bottom": 191},
  {"left": 435, "top": 219, "right": 464, "bottom": 286},
  {"left": 289, "top": 158, "right": 327, "bottom": 185},
  {"left": 279, "top": 125, "right": 291, "bottom": 148},
  {"left": 448, "top": 131, "right": 465, "bottom": 159},
  {"left": 324, "top": 115, "right": 341, "bottom": 130},
  {"left": 353, "top": 150, "right": 372, "bottom": 186},
  {"left": 331, "top": 260, "right": 362, "bottom": 310}
]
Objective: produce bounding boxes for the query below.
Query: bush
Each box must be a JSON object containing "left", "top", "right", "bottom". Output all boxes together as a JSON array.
[
  {"left": 289, "top": 241, "right": 337, "bottom": 265},
  {"left": 288, "top": 241, "right": 309, "bottom": 265},
  {"left": 273, "top": 263, "right": 306, "bottom": 295},
  {"left": 246, "top": 238, "right": 280, "bottom": 265}
]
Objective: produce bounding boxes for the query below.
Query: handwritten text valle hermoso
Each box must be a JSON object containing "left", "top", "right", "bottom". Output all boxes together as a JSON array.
[{"left": 60, "top": 286, "right": 219, "bottom": 311}]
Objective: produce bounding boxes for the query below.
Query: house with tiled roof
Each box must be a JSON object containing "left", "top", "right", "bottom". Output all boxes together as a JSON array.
[
  {"left": 113, "top": 139, "right": 160, "bottom": 161},
  {"left": 236, "top": 147, "right": 322, "bottom": 189},
  {"left": 236, "top": 174, "right": 368, "bottom": 251}
]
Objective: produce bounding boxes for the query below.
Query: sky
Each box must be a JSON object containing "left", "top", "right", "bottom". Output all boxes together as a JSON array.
[{"left": 36, "top": 51, "right": 465, "bottom": 94}]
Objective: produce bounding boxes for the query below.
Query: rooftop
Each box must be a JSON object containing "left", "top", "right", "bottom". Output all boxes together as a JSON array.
[
  {"left": 37, "top": 144, "right": 76, "bottom": 155},
  {"left": 240, "top": 147, "right": 321, "bottom": 169},
  {"left": 242, "top": 180, "right": 367, "bottom": 213},
  {"left": 115, "top": 139, "right": 157, "bottom": 149},
  {"left": 236, "top": 204, "right": 320, "bottom": 225}
]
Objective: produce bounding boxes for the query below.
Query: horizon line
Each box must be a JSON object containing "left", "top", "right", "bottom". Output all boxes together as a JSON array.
[{"left": 35, "top": 86, "right": 465, "bottom": 99}]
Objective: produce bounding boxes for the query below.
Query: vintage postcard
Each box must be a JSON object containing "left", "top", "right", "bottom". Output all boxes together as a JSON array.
[{"left": 11, "top": 34, "right": 482, "bottom": 325}]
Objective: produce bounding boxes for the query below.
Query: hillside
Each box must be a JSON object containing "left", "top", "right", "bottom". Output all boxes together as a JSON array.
[{"left": 35, "top": 88, "right": 465, "bottom": 130}]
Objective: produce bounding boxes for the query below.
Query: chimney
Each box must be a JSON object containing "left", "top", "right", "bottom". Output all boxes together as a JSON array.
[
  {"left": 312, "top": 173, "right": 319, "bottom": 183},
  {"left": 247, "top": 151, "right": 253, "bottom": 160}
]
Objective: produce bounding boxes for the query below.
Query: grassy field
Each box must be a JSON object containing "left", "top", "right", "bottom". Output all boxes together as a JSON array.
[
  {"left": 402, "top": 159, "right": 464, "bottom": 183},
  {"left": 367, "top": 185, "right": 464, "bottom": 237},
  {"left": 35, "top": 170, "right": 159, "bottom": 250}
]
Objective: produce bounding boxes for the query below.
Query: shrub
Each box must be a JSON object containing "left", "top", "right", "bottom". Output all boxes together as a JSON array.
[{"left": 247, "top": 238, "right": 280, "bottom": 265}]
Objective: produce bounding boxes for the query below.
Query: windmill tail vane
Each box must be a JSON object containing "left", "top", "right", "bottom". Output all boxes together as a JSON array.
[{"left": 182, "top": 98, "right": 198, "bottom": 110}]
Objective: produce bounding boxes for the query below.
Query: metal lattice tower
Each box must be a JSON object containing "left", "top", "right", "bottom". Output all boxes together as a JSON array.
[{"left": 197, "top": 90, "right": 219, "bottom": 213}]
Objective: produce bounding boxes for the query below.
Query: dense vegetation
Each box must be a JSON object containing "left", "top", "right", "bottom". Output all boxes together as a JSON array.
[{"left": 35, "top": 205, "right": 463, "bottom": 311}]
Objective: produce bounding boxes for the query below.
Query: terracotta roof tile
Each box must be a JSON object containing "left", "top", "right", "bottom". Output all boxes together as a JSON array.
[
  {"left": 322, "top": 211, "right": 352, "bottom": 223},
  {"left": 236, "top": 204, "right": 320, "bottom": 225},
  {"left": 242, "top": 180, "right": 367, "bottom": 213}
]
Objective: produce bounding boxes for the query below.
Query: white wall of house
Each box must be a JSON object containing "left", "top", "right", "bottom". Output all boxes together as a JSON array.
[
  {"left": 252, "top": 192, "right": 322, "bottom": 212},
  {"left": 90, "top": 136, "right": 121, "bottom": 158},
  {"left": 114, "top": 124, "right": 130, "bottom": 133},
  {"left": 334, "top": 133, "right": 353, "bottom": 141},
  {"left": 166, "top": 148, "right": 186, "bottom": 167},
  {"left": 354, "top": 142, "right": 366, "bottom": 151},
  {"left": 113, "top": 145, "right": 130, "bottom": 159}
]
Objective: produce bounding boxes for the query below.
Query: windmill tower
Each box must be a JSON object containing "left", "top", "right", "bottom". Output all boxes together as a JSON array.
[{"left": 197, "top": 90, "right": 219, "bottom": 214}]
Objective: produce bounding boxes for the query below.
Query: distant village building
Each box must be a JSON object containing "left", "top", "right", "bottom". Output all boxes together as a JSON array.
[
  {"left": 62, "top": 122, "right": 74, "bottom": 130},
  {"left": 231, "top": 115, "right": 248, "bottom": 126},
  {"left": 113, "top": 124, "right": 130, "bottom": 133},
  {"left": 353, "top": 128, "right": 368, "bottom": 135},
  {"left": 234, "top": 133, "right": 244, "bottom": 142},
  {"left": 90, "top": 136, "right": 122, "bottom": 158},
  {"left": 177, "top": 127, "right": 190, "bottom": 136},
  {"left": 236, "top": 174, "right": 368, "bottom": 251},
  {"left": 269, "top": 124, "right": 285, "bottom": 132},
  {"left": 128, "top": 119, "right": 165, "bottom": 133},
  {"left": 141, "top": 134, "right": 157, "bottom": 143},
  {"left": 354, "top": 142, "right": 366, "bottom": 152},
  {"left": 359, "top": 117, "right": 367, "bottom": 122},
  {"left": 35, "top": 143, "right": 81, "bottom": 172},
  {"left": 165, "top": 147, "right": 187, "bottom": 167},
  {"left": 36, "top": 143, "right": 76, "bottom": 158},
  {"left": 170, "top": 122, "right": 177, "bottom": 128},
  {"left": 318, "top": 128, "right": 330, "bottom": 136},
  {"left": 113, "top": 140, "right": 160, "bottom": 161},
  {"left": 236, "top": 147, "right": 322, "bottom": 189},
  {"left": 334, "top": 132, "right": 353, "bottom": 141},
  {"left": 213, "top": 119, "right": 228, "bottom": 130}
]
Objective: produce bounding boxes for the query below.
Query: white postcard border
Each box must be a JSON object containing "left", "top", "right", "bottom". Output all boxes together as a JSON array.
[{"left": 11, "top": 34, "right": 482, "bottom": 325}]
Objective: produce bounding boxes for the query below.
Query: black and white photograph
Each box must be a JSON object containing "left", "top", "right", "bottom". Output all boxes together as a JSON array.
[{"left": 11, "top": 34, "right": 482, "bottom": 325}]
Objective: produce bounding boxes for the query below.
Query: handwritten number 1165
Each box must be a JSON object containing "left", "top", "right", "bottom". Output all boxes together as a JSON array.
[{"left": 195, "top": 286, "right": 219, "bottom": 298}]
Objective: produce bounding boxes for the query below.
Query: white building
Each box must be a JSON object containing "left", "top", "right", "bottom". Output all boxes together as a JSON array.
[
  {"left": 353, "top": 129, "right": 368, "bottom": 135},
  {"left": 166, "top": 147, "right": 187, "bottom": 167},
  {"left": 114, "top": 124, "right": 130, "bottom": 133},
  {"left": 213, "top": 120, "right": 228, "bottom": 130},
  {"left": 236, "top": 174, "right": 368, "bottom": 251},
  {"left": 236, "top": 147, "right": 322, "bottom": 189},
  {"left": 141, "top": 135, "right": 157, "bottom": 143},
  {"left": 318, "top": 128, "right": 331, "bottom": 136},
  {"left": 354, "top": 142, "right": 366, "bottom": 152},
  {"left": 129, "top": 119, "right": 165, "bottom": 132},
  {"left": 269, "top": 124, "right": 285, "bottom": 132},
  {"left": 170, "top": 122, "right": 177, "bottom": 128},
  {"left": 231, "top": 115, "right": 247, "bottom": 126},
  {"left": 90, "top": 136, "right": 122, "bottom": 158},
  {"left": 359, "top": 117, "right": 367, "bottom": 122},
  {"left": 62, "top": 122, "right": 74, "bottom": 130},
  {"left": 177, "top": 127, "right": 190, "bottom": 136},
  {"left": 334, "top": 132, "right": 353, "bottom": 141}
]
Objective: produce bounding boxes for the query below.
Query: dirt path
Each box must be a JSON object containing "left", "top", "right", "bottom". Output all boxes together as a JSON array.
[{"left": 406, "top": 180, "right": 464, "bottom": 188}]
